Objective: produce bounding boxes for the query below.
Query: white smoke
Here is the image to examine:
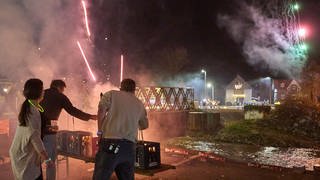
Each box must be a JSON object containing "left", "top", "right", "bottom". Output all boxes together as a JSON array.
[
  {"left": 0, "top": 0, "right": 93, "bottom": 85},
  {"left": 217, "top": 3, "right": 304, "bottom": 77},
  {"left": 0, "top": 0, "right": 115, "bottom": 127},
  {"left": 155, "top": 73, "right": 204, "bottom": 101}
]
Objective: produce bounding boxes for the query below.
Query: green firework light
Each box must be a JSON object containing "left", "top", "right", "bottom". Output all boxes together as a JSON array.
[
  {"left": 291, "top": 42, "right": 308, "bottom": 60},
  {"left": 299, "top": 42, "right": 308, "bottom": 51},
  {"left": 285, "top": 1, "right": 309, "bottom": 70},
  {"left": 292, "top": 3, "right": 300, "bottom": 11}
]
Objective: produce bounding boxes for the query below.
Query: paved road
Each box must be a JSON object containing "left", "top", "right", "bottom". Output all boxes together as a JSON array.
[{"left": 1, "top": 150, "right": 319, "bottom": 180}]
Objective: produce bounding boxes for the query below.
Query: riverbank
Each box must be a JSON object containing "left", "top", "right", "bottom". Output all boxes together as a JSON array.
[
  {"left": 214, "top": 118, "right": 320, "bottom": 148},
  {"left": 166, "top": 136, "right": 320, "bottom": 170},
  {"left": 167, "top": 102, "right": 320, "bottom": 171},
  {"left": 192, "top": 99, "right": 320, "bottom": 148}
]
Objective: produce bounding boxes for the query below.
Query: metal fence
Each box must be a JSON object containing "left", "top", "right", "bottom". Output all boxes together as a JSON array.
[{"left": 136, "top": 87, "right": 194, "bottom": 111}]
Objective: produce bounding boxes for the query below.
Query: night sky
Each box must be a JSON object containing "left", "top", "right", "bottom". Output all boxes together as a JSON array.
[{"left": 91, "top": 0, "right": 320, "bottom": 86}]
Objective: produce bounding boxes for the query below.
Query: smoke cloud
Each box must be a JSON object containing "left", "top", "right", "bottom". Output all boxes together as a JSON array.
[
  {"left": 0, "top": 0, "right": 94, "bottom": 84},
  {"left": 217, "top": 2, "right": 305, "bottom": 77},
  {"left": 0, "top": 0, "right": 107, "bottom": 112},
  {"left": 0, "top": 0, "right": 123, "bottom": 139},
  {"left": 155, "top": 73, "right": 204, "bottom": 101}
]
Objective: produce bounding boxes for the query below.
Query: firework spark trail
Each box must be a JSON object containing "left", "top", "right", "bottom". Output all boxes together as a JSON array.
[
  {"left": 120, "top": 55, "right": 123, "bottom": 83},
  {"left": 284, "top": 0, "right": 308, "bottom": 61},
  {"left": 82, "top": 0, "right": 91, "bottom": 37},
  {"left": 217, "top": 0, "right": 308, "bottom": 77},
  {"left": 77, "top": 41, "right": 96, "bottom": 81},
  {"left": 284, "top": 0, "right": 301, "bottom": 44},
  {"left": 268, "top": 0, "right": 307, "bottom": 70}
]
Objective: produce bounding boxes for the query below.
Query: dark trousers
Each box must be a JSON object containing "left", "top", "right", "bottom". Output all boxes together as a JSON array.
[{"left": 93, "top": 139, "right": 135, "bottom": 180}]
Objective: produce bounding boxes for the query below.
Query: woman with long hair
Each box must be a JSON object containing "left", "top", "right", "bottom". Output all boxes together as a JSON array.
[{"left": 9, "top": 79, "right": 52, "bottom": 180}]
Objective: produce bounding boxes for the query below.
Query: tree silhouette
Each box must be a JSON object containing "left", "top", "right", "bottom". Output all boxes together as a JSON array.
[
  {"left": 301, "top": 58, "right": 320, "bottom": 103},
  {"left": 155, "top": 47, "right": 190, "bottom": 79}
]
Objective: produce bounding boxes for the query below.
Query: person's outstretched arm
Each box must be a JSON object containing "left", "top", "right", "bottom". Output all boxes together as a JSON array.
[{"left": 62, "top": 94, "right": 96, "bottom": 120}]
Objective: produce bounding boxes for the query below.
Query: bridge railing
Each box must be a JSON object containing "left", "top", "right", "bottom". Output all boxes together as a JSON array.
[{"left": 135, "top": 87, "right": 194, "bottom": 112}]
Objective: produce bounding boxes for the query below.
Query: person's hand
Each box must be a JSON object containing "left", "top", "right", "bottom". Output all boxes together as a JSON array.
[
  {"left": 40, "top": 151, "right": 49, "bottom": 162},
  {"left": 42, "top": 158, "right": 54, "bottom": 168},
  {"left": 97, "top": 131, "right": 103, "bottom": 142},
  {"left": 90, "top": 115, "right": 98, "bottom": 120}
]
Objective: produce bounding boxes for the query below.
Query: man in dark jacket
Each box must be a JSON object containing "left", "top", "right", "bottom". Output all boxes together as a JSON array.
[{"left": 40, "top": 79, "right": 97, "bottom": 180}]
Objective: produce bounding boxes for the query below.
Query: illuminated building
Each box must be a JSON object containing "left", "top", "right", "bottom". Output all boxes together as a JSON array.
[
  {"left": 273, "top": 79, "right": 301, "bottom": 102},
  {"left": 225, "top": 75, "right": 252, "bottom": 105}
]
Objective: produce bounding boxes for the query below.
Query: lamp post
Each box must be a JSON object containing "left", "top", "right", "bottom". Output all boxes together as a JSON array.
[
  {"left": 201, "top": 69, "right": 206, "bottom": 100},
  {"left": 207, "top": 83, "right": 214, "bottom": 100},
  {"left": 267, "top": 77, "right": 272, "bottom": 104}
]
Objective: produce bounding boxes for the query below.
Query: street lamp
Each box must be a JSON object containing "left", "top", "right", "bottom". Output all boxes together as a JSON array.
[
  {"left": 207, "top": 83, "right": 214, "bottom": 100},
  {"left": 201, "top": 69, "right": 206, "bottom": 100}
]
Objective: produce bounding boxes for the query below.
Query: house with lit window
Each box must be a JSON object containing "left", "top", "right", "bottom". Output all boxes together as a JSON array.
[
  {"left": 273, "top": 79, "right": 301, "bottom": 103},
  {"left": 225, "top": 75, "right": 252, "bottom": 105}
]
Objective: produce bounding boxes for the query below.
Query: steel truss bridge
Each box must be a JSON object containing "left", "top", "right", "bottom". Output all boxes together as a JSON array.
[{"left": 136, "top": 87, "right": 194, "bottom": 111}]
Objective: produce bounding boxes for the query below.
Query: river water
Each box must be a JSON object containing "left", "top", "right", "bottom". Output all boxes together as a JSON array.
[{"left": 174, "top": 140, "right": 320, "bottom": 170}]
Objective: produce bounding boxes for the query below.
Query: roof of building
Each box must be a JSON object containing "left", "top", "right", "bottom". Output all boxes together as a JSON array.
[
  {"left": 273, "top": 79, "right": 301, "bottom": 90},
  {"left": 226, "top": 75, "right": 252, "bottom": 90}
]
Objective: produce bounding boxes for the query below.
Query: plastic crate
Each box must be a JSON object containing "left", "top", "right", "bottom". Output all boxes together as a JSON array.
[
  {"left": 75, "top": 131, "right": 92, "bottom": 157},
  {"left": 135, "top": 141, "right": 161, "bottom": 169},
  {"left": 66, "top": 132, "right": 80, "bottom": 155},
  {"left": 57, "top": 130, "right": 69, "bottom": 152}
]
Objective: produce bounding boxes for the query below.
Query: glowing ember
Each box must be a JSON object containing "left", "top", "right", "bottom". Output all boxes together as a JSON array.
[
  {"left": 77, "top": 41, "right": 96, "bottom": 81},
  {"left": 82, "top": 0, "right": 91, "bottom": 37}
]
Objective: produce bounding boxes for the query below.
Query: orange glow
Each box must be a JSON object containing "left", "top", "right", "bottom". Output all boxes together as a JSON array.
[{"left": 0, "top": 119, "right": 9, "bottom": 135}]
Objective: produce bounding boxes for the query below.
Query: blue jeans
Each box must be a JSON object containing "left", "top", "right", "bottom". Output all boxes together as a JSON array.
[
  {"left": 43, "top": 134, "right": 57, "bottom": 180},
  {"left": 93, "top": 139, "right": 135, "bottom": 180}
]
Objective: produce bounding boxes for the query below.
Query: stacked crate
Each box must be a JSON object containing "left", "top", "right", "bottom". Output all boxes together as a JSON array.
[
  {"left": 57, "top": 131, "right": 161, "bottom": 170},
  {"left": 135, "top": 141, "right": 161, "bottom": 169},
  {"left": 57, "top": 131, "right": 97, "bottom": 158}
]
